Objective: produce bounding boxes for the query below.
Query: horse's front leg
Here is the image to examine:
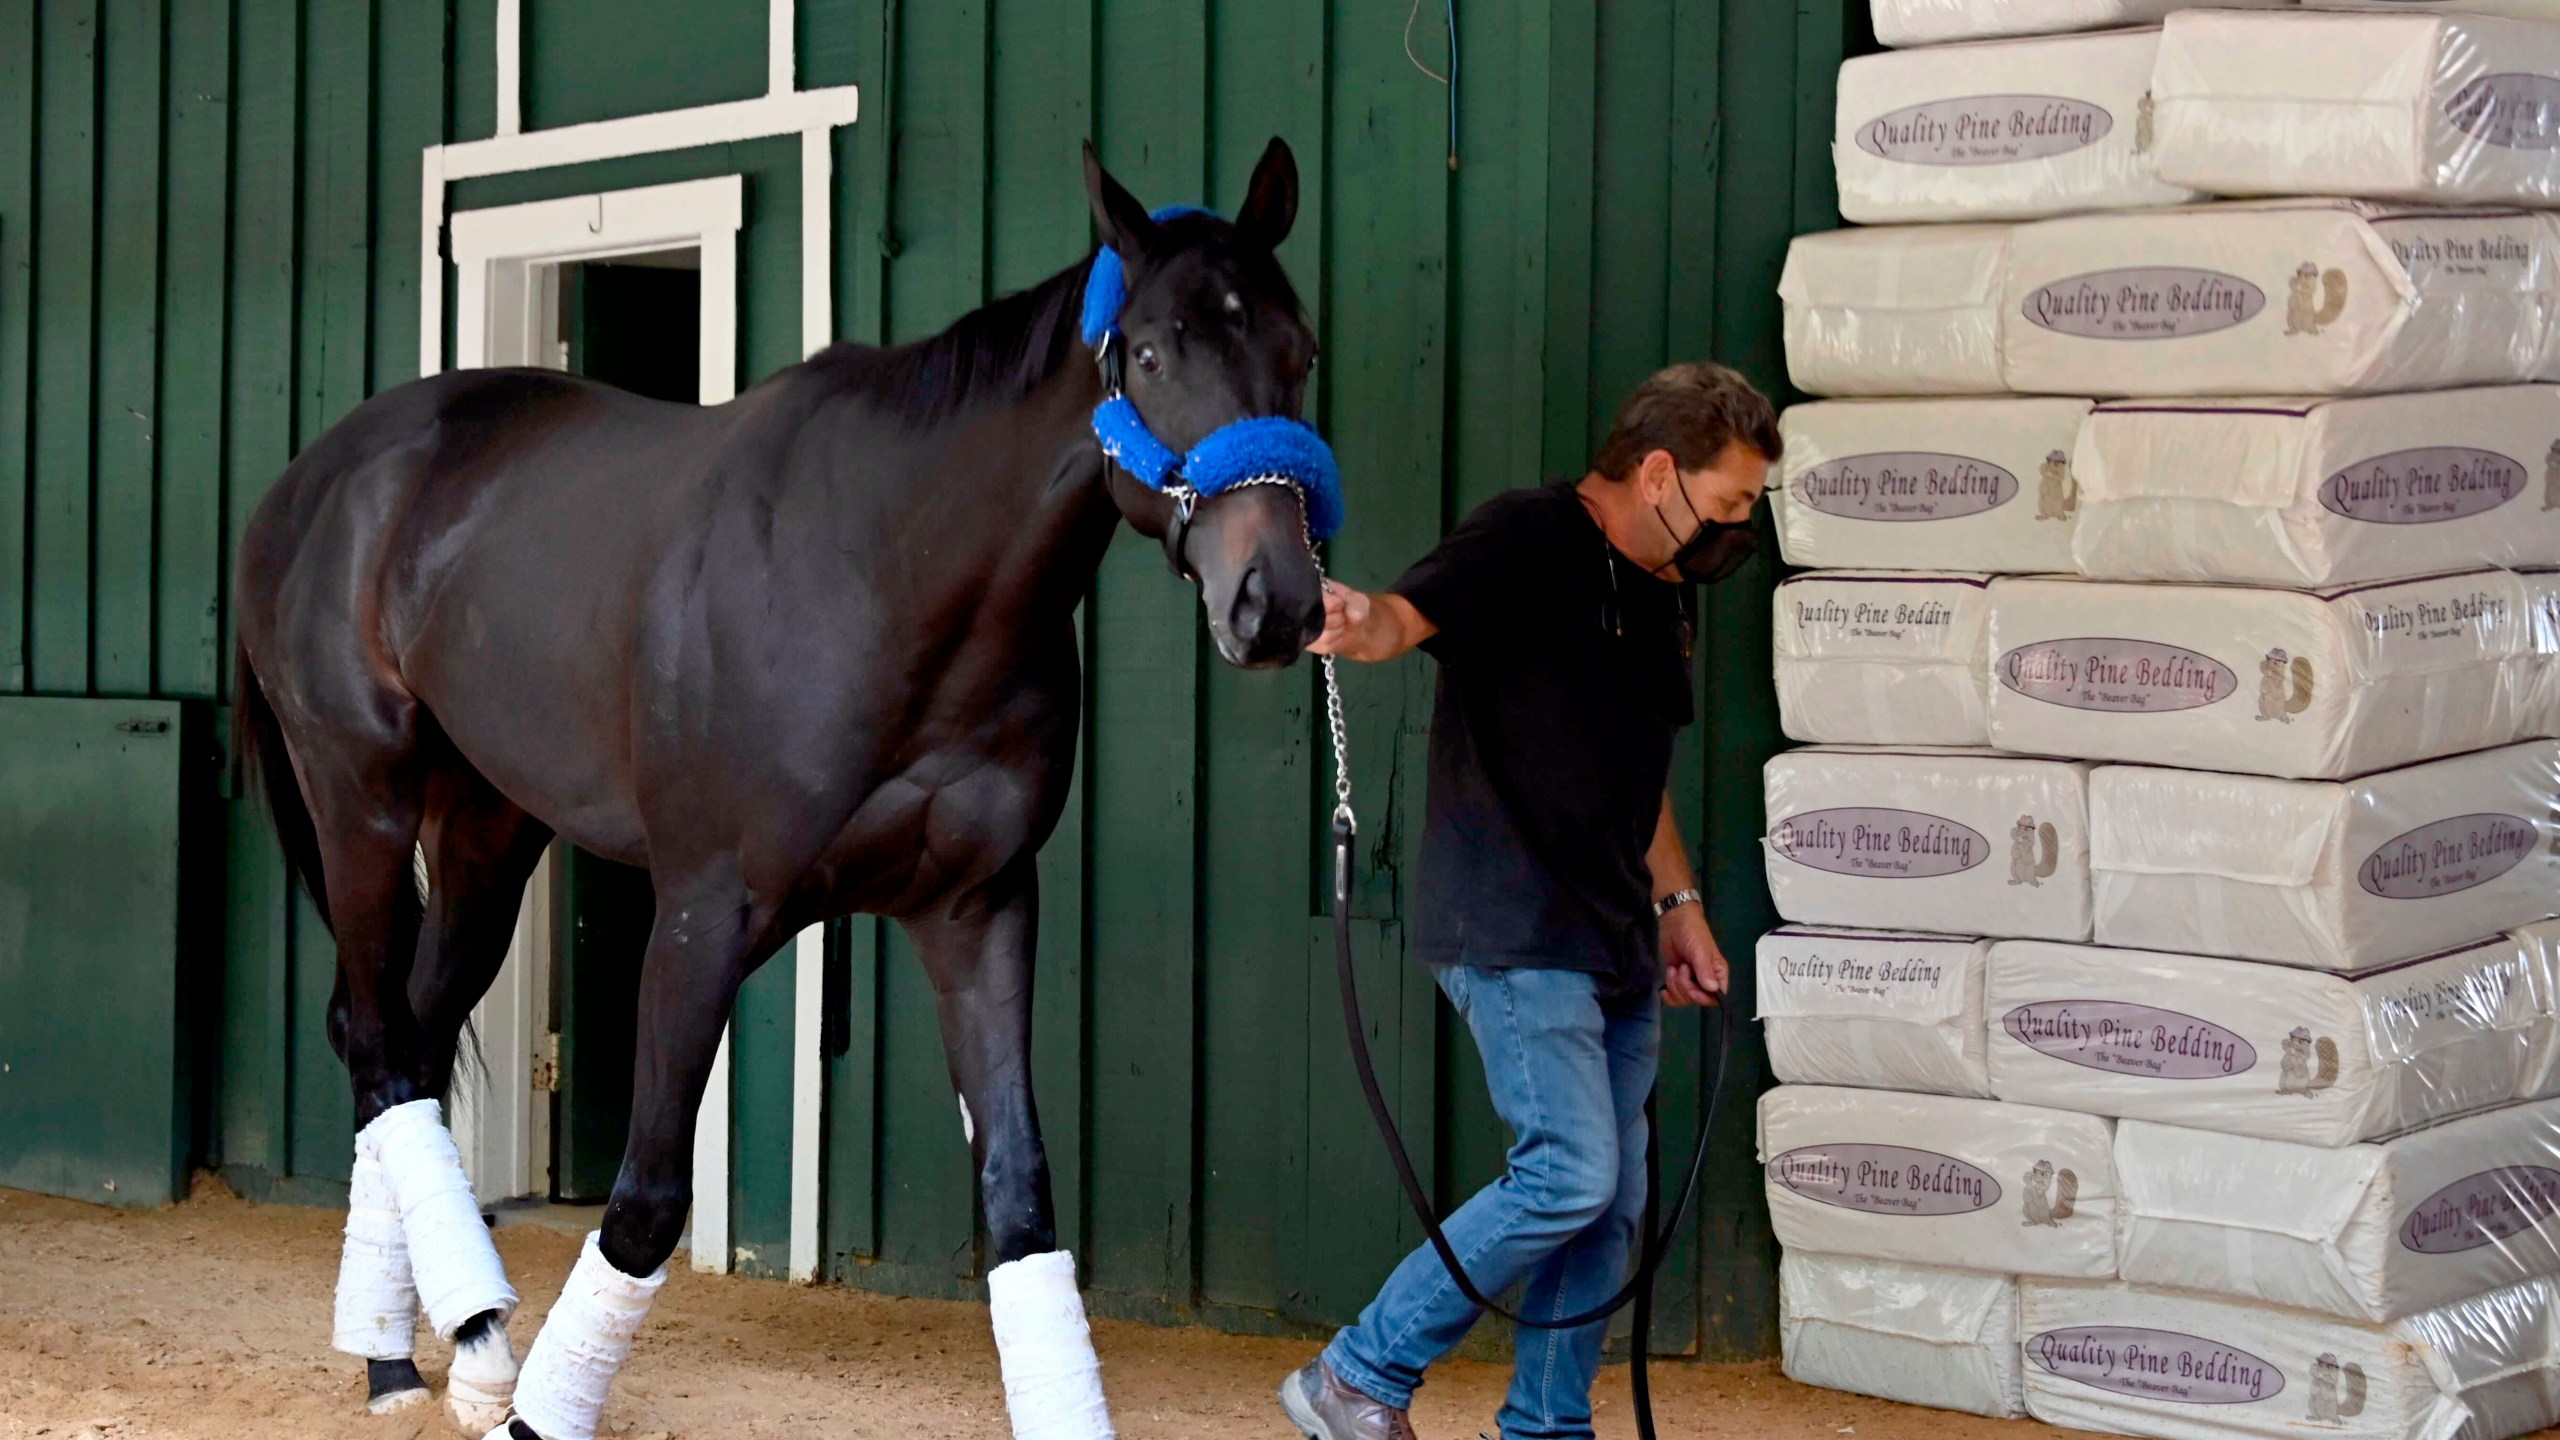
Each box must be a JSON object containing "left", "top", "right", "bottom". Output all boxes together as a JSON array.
[
  {"left": 908, "top": 860, "right": 1114, "bottom": 1440},
  {"left": 498, "top": 875, "right": 771, "bottom": 1440}
]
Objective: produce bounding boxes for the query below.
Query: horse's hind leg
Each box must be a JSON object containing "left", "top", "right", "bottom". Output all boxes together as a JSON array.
[
  {"left": 910, "top": 862, "right": 1114, "bottom": 1440},
  {"left": 403, "top": 758, "right": 555, "bottom": 1431},
  {"left": 289, "top": 704, "right": 519, "bottom": 1420}
]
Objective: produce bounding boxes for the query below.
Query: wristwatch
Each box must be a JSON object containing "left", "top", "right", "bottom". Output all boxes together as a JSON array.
[{"left": 1652, "top": 887, "right": 1702, "bottom": 918}]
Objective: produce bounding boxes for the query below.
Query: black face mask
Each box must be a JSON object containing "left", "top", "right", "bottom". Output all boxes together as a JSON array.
[{"left": 1654, "top": 477, "right": 1761, "bottom": 586}]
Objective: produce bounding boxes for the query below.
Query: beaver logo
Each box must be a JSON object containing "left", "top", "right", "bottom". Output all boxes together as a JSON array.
[
  {"left": 2134, "top": 91, "right": 2155, "bottom": 155},
  {"left": 2278, "top": 1027, "right": 2342, "bottom": 1096},
  {"left": 2257, "top": 649, "right": 2315, "bottom": 723},
  {"left": 2022, "top": 1159, "right": 2078, "bottom": 1227},
  {"left": 2035, "top": 450, "right": 2078, "bottom": 522},
  {"left": 2286, "top": 263, "right": 2350, "bottom": 337},
  {"left": 2009, "top": 815, "right": 2059, "bottom": 888}
]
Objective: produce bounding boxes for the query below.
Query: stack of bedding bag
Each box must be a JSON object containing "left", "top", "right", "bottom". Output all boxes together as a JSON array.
[{"left": 1764, "top": 3, "right": 2560, "bottom": 1435}]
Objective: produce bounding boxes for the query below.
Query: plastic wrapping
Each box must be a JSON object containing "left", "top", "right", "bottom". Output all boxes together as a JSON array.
[
  {"left": 1758, "top": 1084, "right": 2119, "bottom": 1277},
  {"left": 1763, "top": 744, "right": 2092, "bottom": 939},
  {"left": 1999, "top": 201, "right": 2560, "bottom": 397},
  {"left": 1836, "top": 29, "right": 2198, "bottom": 225},
  {"left": 2320, "top": 0, "right": 2560, "bottom": 17},
  {"left": 2071, "top": 389, "right": 2560, "bottom": 588},
  {"left": 1986, "top": 570, "right": 2530, "bottom": 780},
  {"left": 2089, "top": 743, "right": 2560, "bottom": 971},
  {"left": 1985, "top": 935, "right": 2545, "bottom": 1147},
  {"left": 2019, "top": 1275, "right": 2560, "bottom": 1440},
  {"left": 1758, "top": 927, "right": 1995, "bottom": 1097},
  {"left": 2518, "top": 921, "right": 2560, "bottom": 1103},
  {"left": 1774, "top": 398, "right": 2091, "bottom": 574},
  {"left": 2152, "top": 11, "right": 2560, "bottom": 209},
  {"left": 2115, "top": 1103, "right": 2560, "bottom": 1323},
  {"left": 2517, "top": 569, "right": 2560, "bottom": 741},
  {"left": 1868, "top": 0, "right": 2286, "bottom": 49},
  {"left": 1779, "top": 1251, "right": 2025, "bottom": 1419},
  {"left": 1774, "top": 572, "right": 1994, "bottom": 745},
  {"left": 1779, "top": 225, "right": 2012, "bottom": 398}
]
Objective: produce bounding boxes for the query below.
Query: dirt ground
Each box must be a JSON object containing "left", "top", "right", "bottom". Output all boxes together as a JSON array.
[{"left": 0, "top": 1181, "right": 2078, "bottom": 1440}]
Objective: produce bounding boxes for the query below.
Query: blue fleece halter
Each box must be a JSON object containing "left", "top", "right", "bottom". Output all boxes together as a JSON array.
[{"left": 1082, "top": 206, "right": 1344, "bottom": 541}]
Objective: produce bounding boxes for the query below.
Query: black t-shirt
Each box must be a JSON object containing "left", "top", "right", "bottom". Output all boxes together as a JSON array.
[{"left": 1390, "top": 481, "right": 1695, "bottom": 1001}]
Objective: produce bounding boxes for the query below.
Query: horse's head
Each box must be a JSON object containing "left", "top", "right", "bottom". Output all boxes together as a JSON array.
[{"left": 1085, "top": 139, "right": 1326, "bottom": 669}]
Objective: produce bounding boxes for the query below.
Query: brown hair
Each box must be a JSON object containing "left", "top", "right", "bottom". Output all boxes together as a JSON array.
[{"left": 1590, "top": 362, "right": 1782, "bottom": 482}]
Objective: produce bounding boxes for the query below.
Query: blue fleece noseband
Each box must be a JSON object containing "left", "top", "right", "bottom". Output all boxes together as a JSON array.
[{"left": 1083, "top": 206, "right": 1343, "bottom": 542}]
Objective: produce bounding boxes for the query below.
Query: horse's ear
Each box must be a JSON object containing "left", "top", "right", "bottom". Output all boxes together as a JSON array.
[
  {"left": 1083, "top": 141, "right": 1156, "bottom": 259},
  {"left": 1237, "top": 137, "right": 1298, "bottom": 251}
]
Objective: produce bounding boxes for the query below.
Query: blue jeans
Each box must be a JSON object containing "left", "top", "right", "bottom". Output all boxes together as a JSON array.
[{"left": 1323, "top": 964, "right": 1661, "bottom": 1440}]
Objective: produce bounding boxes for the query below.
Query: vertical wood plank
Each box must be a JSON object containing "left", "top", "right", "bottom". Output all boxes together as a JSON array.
[
  {"left": 371, "top": 0, "right": 444, "bottom": 398},
  {"left": 225, "top": 0, "right": 298, "bottom": 694},
  {"left": 1196, "top": 0, "right": 1324, "bottom": 1319},
  {"left": 823, "top": 916, "right": 881, "bottom": 1268},
  {"left": 299, "top": 0, "right": 372, "bottom": 451},
  {"left": 1585, "top": 0, "right": 1671, "bottom": 439},
  {"left": 156, "top": 0, "right": 232, "bottom": 701},
  {"left": 1085, "top": 0, "right": 1207, "bottom": 1314},
  {"left": 988, "top": 0, "right": 1096, "bottom": 1268},
  {"left": 1537, "top": 0, "right": 1595, "bottom": 477},
  {"left": 94, "top": 0, "right": 166, "bottom": 697},
  {"left": 0, "top": 0, "right": 39, "bottom": 693},
  {"left": 31, "top": 0, "right": 101, "bottom": 695}
]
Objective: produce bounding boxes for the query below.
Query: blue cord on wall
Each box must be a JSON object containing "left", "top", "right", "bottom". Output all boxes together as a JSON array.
[{"left": 1404, "top": 0, "right": 1460, "bottom": 170}]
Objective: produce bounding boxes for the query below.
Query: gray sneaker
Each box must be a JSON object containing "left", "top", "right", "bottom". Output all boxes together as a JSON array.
[{"left": 1278, "top": 1357, "right": 1421, "bottom": 1440}]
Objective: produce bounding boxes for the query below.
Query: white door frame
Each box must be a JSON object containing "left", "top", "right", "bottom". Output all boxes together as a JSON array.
[{"left": 440, "top": 177, "right": 742, "bottom": 1278}]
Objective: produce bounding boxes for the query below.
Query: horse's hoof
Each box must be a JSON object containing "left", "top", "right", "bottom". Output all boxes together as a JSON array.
[
  {"left": 449, "top": 1391, "right": 514, "bottom": 1435},
  {"left": 368, "top": 1386, "right": 432, "bottom": 1416}
]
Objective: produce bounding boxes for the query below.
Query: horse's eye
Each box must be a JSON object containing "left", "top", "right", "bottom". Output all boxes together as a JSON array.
[{"left": 1135, "top": 343, "right": 1161, "bottom": 374}]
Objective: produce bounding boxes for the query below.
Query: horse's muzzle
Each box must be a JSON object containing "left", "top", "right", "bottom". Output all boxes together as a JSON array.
[{"left": 1214, "top": 563, "right": 1325, "bottom": 668}]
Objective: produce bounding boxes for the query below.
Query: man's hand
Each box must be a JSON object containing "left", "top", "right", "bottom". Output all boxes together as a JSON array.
[
  {"left": 1660, "top": 904, "right": 1728, "bottom": 1008},
  {"left": 1308, "top": 580, "right": 1435, "bottom": 663},
  {"left": 1308, "top": 579, "right": 1371, "bottom": 656}
]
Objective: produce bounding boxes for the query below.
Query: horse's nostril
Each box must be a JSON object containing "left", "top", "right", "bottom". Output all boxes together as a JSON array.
[{"left": 1231, "top": 566, "right": 1270, "bottom": 640}]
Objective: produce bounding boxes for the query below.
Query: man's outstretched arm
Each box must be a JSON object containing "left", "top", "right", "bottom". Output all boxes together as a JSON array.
[{"left": 1307, "top": 579, "right": 1436, "bottom": 663}]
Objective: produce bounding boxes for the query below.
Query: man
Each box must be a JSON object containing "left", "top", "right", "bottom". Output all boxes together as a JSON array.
[{"left": 1278, "top": 362, "right": 1779, "bottom": 1440}]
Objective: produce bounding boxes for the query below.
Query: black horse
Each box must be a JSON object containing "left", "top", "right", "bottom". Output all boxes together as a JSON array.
[{"left": 234, "top": 139, "right": 1322, "bottom": 1437}]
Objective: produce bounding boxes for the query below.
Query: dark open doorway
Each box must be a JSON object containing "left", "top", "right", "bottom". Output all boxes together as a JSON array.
[{"left": 545, "top": 254, "right": 702, "bottom": 1202}]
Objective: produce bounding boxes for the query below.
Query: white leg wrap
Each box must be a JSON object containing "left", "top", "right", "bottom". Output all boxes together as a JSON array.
[
  {"left": 366, "top": 1099, "right": 518, "bottom": 1337},
  {"left": 333, "top": 1138, "right": 419, "bottom": 1361},
  {"left": 988, "top": 1251, "right": 1116, "bottom": 1440},
  {"left": 507, "top": 1232, "right": 666, "bottom": 1440}
]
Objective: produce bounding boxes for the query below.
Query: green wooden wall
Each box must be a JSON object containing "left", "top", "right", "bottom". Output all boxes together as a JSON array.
[{"left": 0, "top": 0, "right": 1848, "bottom": 1358}]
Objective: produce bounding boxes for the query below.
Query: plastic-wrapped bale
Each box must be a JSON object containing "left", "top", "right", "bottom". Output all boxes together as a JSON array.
[
  {"left": 2517, "top": 569, "right": 2560, "bottom": 741},
  {"left": 2114, "top": 1103, "right": 2560, "bottom": 1323},
  {"left": 1764, "top": 745, "right": 2091, "bottom": 939},
  {"left": 1758, "top": 1084, "right": 2118, "bottom": 1277},
  {"left": 1774, "top": 398, "right": 2090, "bottom": 573},
  {"left": 2071, "top": 388, "right": 2560, "bottom": 588},
  {"left": 1985, "top": 935, "right": 2544, "bottom": 1146},
  {"left": 2019, "top": 1276, "right": 2560, "bottom": 1440},
  {"left": 1835, "top": 29, "right": 2197, "bottom": 224},
  {"left": 2519, "top": 921, "right": 2560, "bottom": 1103},
  {"left": 1868, "top": 0, "right": 2286, "bottom": 49},
  {"left": 1779, "top": 1252, "right": 2024, "bottom": 1419},
  {"left": 1779, "top": 225, "right": 2011, "bottom": 398},
  {"left": 1759, "top": 927, "right": 1994, "bottom": 1097},
  {"left": 1987, "top": 570, "right": 2529, "bottom": 779},
  {"left": 2318, "top": 0, "right": 2560, "bottom": 17},
  {"left": 1999, "top": 201, "right": 2560, "bottom": 397},
  {"left": 2152, "top": 10, "right": 2560, "bottom": 210},
  {"left": 1774, "top": 572, "right": 1993, "bottom": 746},
  {"left": 2089, "top": 743, "right": 2560, "bottom": 971}
]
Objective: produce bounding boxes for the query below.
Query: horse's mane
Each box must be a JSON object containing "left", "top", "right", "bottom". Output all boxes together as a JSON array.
[{"left": 803, "top": 257, "right": 1094, "bottom": 424}]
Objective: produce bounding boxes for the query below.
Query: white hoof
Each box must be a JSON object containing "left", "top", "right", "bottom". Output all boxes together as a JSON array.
[
  {"left": 367, "top": 1386, "right": 431, "bottom": 1417},
  {"left": 448, "top": 1323, "right": 520, "bottom": 1437}
]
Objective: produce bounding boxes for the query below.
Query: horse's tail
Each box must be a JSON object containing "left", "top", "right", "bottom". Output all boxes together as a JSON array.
[{"left": 234, "top": 640, "right": 333, "bottom": 935}]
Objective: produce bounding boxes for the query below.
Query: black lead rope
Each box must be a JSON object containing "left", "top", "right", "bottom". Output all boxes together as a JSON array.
[{"left": 1329, "top": 808, "right": 1734, "bottom": 1440}]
